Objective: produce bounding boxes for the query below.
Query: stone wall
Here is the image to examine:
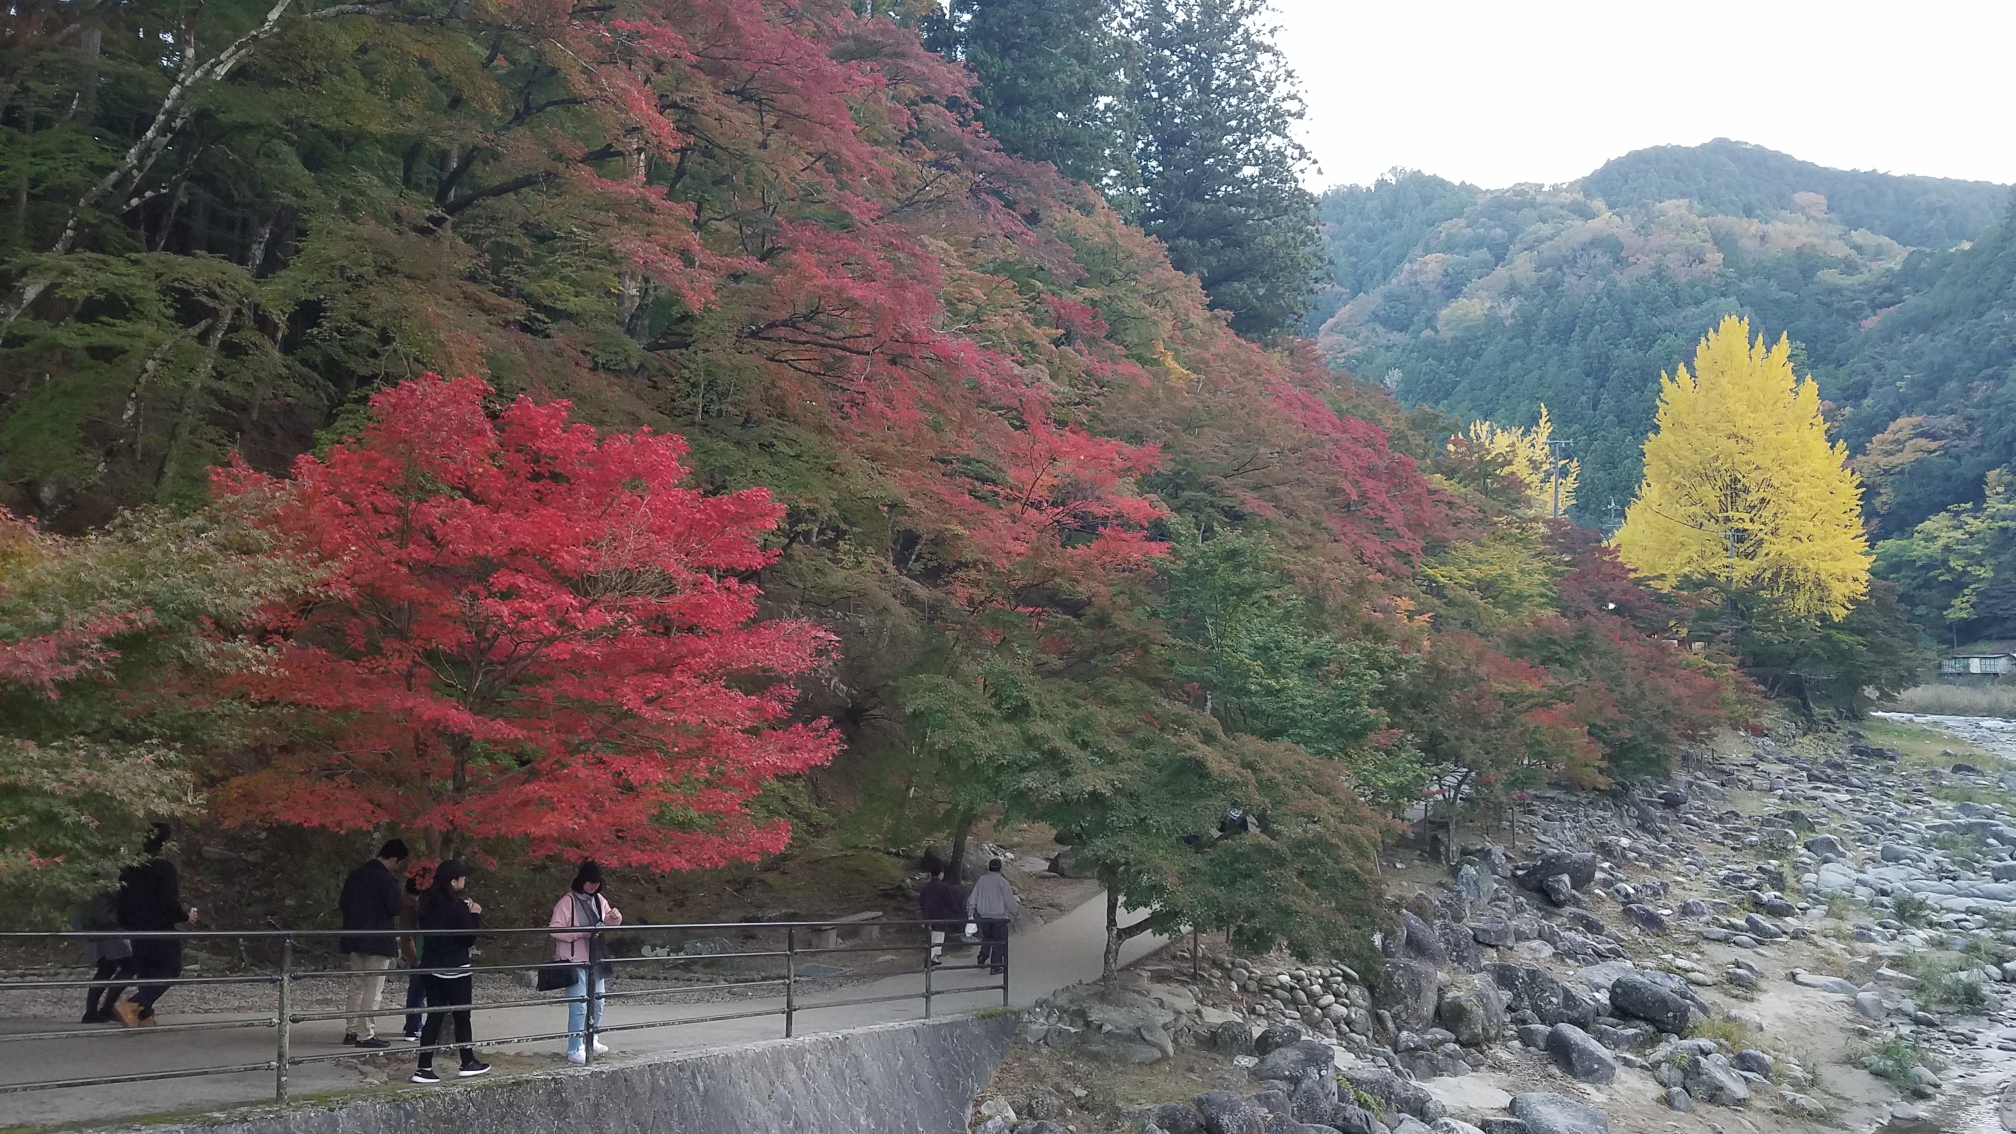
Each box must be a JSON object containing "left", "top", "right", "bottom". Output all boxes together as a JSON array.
[{"left": 100, "top": 1015, "right": 1016, "bottom": 1134}]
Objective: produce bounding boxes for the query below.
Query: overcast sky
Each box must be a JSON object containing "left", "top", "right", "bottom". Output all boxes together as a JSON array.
[{"left": 1271, "top": 0, "right": 2016, "bottom": 192}]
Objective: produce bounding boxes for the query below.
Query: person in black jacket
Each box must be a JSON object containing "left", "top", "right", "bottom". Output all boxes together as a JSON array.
[
  {"left": 917, "top": 867, "right": 960, "bottom": 967},
  {"left": 111, "top": 824, "right": 191, "bottom": 1027},
  {"left": 411, "top": 860, "right": 488, "bottom": 1083},
  {"left": 338, "top": 839, "right": 408, "bottom": 1047}
]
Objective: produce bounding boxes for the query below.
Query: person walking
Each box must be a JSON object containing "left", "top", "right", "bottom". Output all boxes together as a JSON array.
[
  {"left": 549, "top": 861, "right": 621, "bottom": 1063},
  {"left": 338, "top": 839, "right": 408, "bottom": 1047},
  {"left": 411, "top": 860, "right": 488, "bottom": 1083},
  {"left": 111, "top": 824, "right": 192, "bottom": 1027},
  {"left": 965, "top": 858, "right": 1019, "bottom": 975},
  {"left": 917, "top": 866, "right": 959, "bottom": 967},
  {"left": 73, "top": 888, "right": 133, "bottom": 1023}
]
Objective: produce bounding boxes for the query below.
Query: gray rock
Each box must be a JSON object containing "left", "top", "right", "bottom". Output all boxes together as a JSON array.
[
  {"left": 1678, "top": 899, "right": 1708, "bottom": 917},
  {"left": 1254, "top": 1039, "right": 1335, "bottom": 1085},
  {"left": 1435, "top": 919, "right": 1482, "bottom": 971},
  {"left": 1340, "top": 1067, "right": 1448, "bottom": 1121},
  {"left": 1664, "top": 1086, "right": 1692, "bottom": 1112},
  {"left": 1455, "top": 864, "right": 1493, "bottom": 914},
  {"left": 1141, "top": 1104, "right": 1204, "bottom": 1134},
  {"left": 1437, "top": 989, "right": 1505, "bottom": 1046},
  {"left": 1470, "top": 917, "right": 1515, "bottom": 947},
  {"left": 1804, "top": 834, "right": 1845, "bottom": 857},
  {"left": 1431, "top": 1122, "right": 1486, "bottom": 1134},
  {"left": 1513, "top": 851, "right": 1598, "bottom": 892},
  {"left": 1515, "top": 1023, "right": 1551, "bottom": 1048},
  {"left": 1400, "top": 910, "right": 1449, "bottom": 964},
  {"left": 1881, "top": 843, "right": 1915, "bottom": 863},
  {"left": 976, "top": 1119, "right": 1010, "bottom": 1134},
  {"left": 1476, "top": 1122, "right": 1530, "bottom": 1134},
  {"left": 1544, "top": 1023, "right": 1618, "bottom": 1084},
  {"left": 1682, "top": 1053, "right": 1750, "bottom": 1106},
  {"left": 1741, "top": 913, "right": 1783, "bottom": 940},
  {"left": 1620, "top": 904, "right": 1667, "bottom": 934},
  {"left": 1390, "top": 1120, "right": 1436, "bottom": 1134},
  {"left": 1021, "top": 1123, "right": 1070, "bottom": 1134},
  {"left": 1315, "top": 1103, "right": 1382, "bottom": 1134},
  {"left": 1541, "top": 874, "right": 1575, "bottom": 906},
  {"left": 1376, "top": 959, "right": 1442, "bottom": 1032},
  {"left": 1723, "top": 1048, "right": 1770, "bottom": 1078},
  {"left": 1855, "top": 991, "right": 1887, "bottom": 1019},
  {"left": 1211, "top": 1019, "right": 1256, "bottom": 1056},
  {"left": 1509, "top": 1091, "right": 1611, "bottom": 1134},
  {"left": 1039, "top": 983, "right": 1178, "bottom": 1063},
  {"left": 1195, "top": 1090, "right": 1266, "bottom": 1134},
  {"left": 1254, "top": 1024, "right": 1304, "bottom": 1056},
  {"left": 1249, "top": 1089, "right": 1293, "bottom": 1119},
  {"left": 1290, "top": 1077, "right": 1338, "bottom": 1123},
  {"left": 1608, "top": 974, "right": 1693, "bottom": 1033}
]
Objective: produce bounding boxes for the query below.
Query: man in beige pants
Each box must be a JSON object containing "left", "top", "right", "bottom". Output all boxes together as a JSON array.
[{"left": 337, "top": 840, "right": 408, "bottom": 1047}]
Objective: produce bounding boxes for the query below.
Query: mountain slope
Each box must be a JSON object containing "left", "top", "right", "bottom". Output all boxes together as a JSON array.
[{"left": 1314, "top": 143, "right": 2013, "bottom": 531}]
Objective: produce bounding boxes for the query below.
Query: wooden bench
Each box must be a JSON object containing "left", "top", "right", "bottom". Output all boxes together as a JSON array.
[{"left": 809, "top": 910, "right": 882, "bottom": 953}]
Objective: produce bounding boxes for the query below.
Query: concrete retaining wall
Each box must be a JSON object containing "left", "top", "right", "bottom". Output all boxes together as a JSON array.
[{"left": 104, "top": 1015, "right": 1016, "bottom": 1134}]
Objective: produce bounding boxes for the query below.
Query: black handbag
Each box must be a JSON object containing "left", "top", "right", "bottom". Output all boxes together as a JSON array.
[{"left": 536, "top": 962, "right": 582, "bottom": 991}]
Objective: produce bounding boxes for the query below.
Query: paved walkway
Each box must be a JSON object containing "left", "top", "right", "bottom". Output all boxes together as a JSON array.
[{"left": 0, "top": 894, "right": 1164, "bottom": 1129}]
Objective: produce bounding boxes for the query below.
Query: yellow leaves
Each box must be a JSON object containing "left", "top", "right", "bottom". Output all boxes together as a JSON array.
[
  {"left": 1467, "top": 404, "right": 1577, "bottom": 516},
  {"left": 1613, "top": 315, "right": 1870, "bottom": 620}
]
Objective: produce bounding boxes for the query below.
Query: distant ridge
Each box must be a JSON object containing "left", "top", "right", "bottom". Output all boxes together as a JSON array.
[{"left": 1579, "top": 139, "right": 2009, "bottom": 248}]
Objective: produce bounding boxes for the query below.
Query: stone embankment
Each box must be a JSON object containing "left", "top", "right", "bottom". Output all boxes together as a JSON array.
[{"left": 977, "top": 720, "right": 2016, "bottom": 1133}]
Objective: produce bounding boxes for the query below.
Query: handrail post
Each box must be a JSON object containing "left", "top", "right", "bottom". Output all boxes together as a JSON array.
[
  {"left": 783, "top": 926, "right": 796, "bottom": 1039},
  {"left": 275, "top": 936, "right": 292, "bottom": 1106},
  {"left": 923, "top": 939, "right": 934, "bottom": 1019},
  {"left": 1000, "top": 933, "right": 1009, "bottom": 1008},
  {"left": 583, "top": 929, "right": 597, "bottom": 1066}
]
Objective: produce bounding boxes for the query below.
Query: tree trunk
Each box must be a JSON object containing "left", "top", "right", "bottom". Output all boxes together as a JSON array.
[
  {"left": 948, "top": 809, "right": 974, "bottom": 884},
  {"left": 1102, "top": 887, "right": 1121, "bottom": 991}
]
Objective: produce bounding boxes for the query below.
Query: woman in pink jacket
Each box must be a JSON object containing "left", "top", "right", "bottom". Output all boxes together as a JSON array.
[{"left": 550, "top": 862, "right": 621, "bottom": 1063}]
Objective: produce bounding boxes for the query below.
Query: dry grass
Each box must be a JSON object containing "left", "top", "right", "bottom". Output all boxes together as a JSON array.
[{"left": 1884, "top": 683, "right": 2016, "bottom": 717}]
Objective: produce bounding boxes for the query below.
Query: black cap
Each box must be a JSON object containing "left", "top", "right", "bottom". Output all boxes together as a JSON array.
[{"left": 378, "top": 839, "right": 409, "bottom": 861}]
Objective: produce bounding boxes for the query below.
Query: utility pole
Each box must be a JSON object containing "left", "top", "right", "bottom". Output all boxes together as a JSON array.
[
  {"left": 1604, "top": 496, "right": 1621, "bottom": 536},
  {"left": 1544, "top": 437, "right": 1574, "bottom": 518}
]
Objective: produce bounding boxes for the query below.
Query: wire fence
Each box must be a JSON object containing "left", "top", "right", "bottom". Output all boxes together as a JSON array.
[{"left": 0, "top": 917, "right": 1009, "bottom": 1105}]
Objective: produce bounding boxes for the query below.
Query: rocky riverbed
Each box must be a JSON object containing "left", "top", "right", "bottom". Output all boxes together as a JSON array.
[{"left": 979, "top": 717, "right": 2016, "bottom": 1134}]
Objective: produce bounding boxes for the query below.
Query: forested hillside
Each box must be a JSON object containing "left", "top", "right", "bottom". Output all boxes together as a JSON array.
[
  {"left": 1313, "top": 142, "right": 2015, "bottom": 550},
  {"left": 0, "top": 0, "right": 1753, "bottom": 953}
]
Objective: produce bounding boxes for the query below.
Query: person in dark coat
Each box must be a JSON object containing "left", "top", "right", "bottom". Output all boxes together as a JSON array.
[
  {"left": 111, "top": 824, "right": 191, "bottom": 1027},
  {"left": 411, "top": 860, "right": 488, "bottom": 1082},
  {"left": 917, "top": 867, "right": 960, "bottom": 966},
  {"left": 338, "top": 839, "right": 408, "bottom": 1046}
]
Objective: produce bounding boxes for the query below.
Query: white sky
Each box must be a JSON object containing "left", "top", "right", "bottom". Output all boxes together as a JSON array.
[{"left": 1271, "top": 0, "right": 2016, "bottom": 191}]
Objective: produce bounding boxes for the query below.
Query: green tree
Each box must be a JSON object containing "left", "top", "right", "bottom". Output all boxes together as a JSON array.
[
  {"left": 1126, "top": 0, "right": 1320, "bottom": 338},
  {"left": 0, "top": 504, "right": 308, "bottom": 920},
  {"left": 1873, "top": 468, "right": 2016, "bottom": 645},
  {"left": 925, "top": 0, "right": 1132, "bottom": 189}
]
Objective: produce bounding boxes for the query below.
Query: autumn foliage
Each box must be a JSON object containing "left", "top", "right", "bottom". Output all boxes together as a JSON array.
[{"left": 212, "top": 375, "right": 839, "bottom": 869}]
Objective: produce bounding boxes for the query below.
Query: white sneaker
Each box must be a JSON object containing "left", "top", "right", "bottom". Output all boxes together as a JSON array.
[
  {"left": 567, "top": 1049, "right": 587, "bottom": 1064},
  {"left": 592, "top": 1040, "right": 608, "bottom": 1054}
]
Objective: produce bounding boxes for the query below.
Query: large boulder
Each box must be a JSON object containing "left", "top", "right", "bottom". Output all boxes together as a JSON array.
[
  {"left": 1455, "top": 863, "right": 1493, "bottom": 914},
  {"left": 1620, "top": 904, "right": 1667, "bottom": 934},
  {"left": 1607, "top": 975, "right": 1693, "bottom": 1034},
  {"left": 1314, "top": 1103, "right": 1383, "bottom": 1134},
  {"left": 1544, "top": 1023, "right": 1618, "bottom": 1084},
  {"left": 1341, "top": 1066, "right": 1448, "bottom": 1122},
  {"left": 1036, "top": 983, "right": 1180, "bottom": 1063},
  {"left": 1255, "top": 1039, "right": 1336, "bottom": 1086},
  {"left": 1140, "top": 1104, "right": 1204, "bottom": 1134},
  {"left": 1194, "top": 1090, "right": 1266, "bottom": 1134},
  {"left": 1509, "top": 1092, "right": 1610, "bottom": 1134},
  {"left": 1377, "top": 958, "right": 1442, "bottom": 1031},
  {"left": 1255, "top": 1023, "right": 1305, "bottom": 1056},
  {"left": 1400, "top": 910, "right": 1449, "bottom": 964},
  {"left": 1437, "top": 988, "right": 1505, "bottom": 1046},
  {"left": 1681, "top": 1053, "right": 1750, "bottom": 1107},
  {"left": 1512, "top": 852, "right": 1597, "bottom": 894},
  {"left": 1435, "top": 919, "right": 1482, "bottom": 971}
]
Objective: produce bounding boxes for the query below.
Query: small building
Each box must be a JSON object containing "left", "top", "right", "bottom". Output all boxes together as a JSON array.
[{"left": 1939, "top": 642, "right": 2016, "bottom": 679}]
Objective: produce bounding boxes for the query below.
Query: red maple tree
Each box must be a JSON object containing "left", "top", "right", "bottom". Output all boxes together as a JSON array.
[{"left": 213, "top": 374, "right": 840, "bottom": 869}]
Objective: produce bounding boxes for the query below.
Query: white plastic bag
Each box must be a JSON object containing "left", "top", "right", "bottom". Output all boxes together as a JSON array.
[{"left": 964, "top": 921, "right": 978, "bottom": 937}]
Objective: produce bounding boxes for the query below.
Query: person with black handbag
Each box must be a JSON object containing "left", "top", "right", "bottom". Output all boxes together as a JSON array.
[{"left": 547, "top": 862, "right": 621, "bottom": 1064}]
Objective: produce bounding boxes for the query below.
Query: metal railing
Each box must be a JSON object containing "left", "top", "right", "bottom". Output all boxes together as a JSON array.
[{"left": 0, "top": 917, "right": 1008, "bottom": 1105}]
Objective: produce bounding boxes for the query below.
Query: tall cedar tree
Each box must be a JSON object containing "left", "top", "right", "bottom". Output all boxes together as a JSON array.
[
  {"left": 212, "top": 375, "right": 841, "bottom": 868},
  {"left": 1127, "top": 0, "right": 1322, "bottom": 338},
  {"left": 1615, "top": 316, "right": 1871, "bottom": 619},
  {"left": 925, "top": 0, "right": 1131, "bottom": 190}
]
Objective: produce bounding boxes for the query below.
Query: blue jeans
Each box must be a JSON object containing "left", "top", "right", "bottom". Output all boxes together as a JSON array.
[
  {"left": 565, "top": 966, "right": 605, "bottom": 1053},
  {"left": 402, "top": 973, "right": 426, "bottom": 1036}
]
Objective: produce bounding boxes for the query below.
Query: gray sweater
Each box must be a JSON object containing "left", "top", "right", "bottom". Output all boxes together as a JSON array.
[{"left": 966, "top": 872, "right": 1019, "bottom": 920}]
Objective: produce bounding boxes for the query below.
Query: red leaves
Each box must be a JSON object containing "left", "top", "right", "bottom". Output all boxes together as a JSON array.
[{"left": 212, "top": 375, "right": 839, "bottom": 869}]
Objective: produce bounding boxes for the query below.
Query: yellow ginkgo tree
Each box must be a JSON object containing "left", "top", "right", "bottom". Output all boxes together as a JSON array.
[
  {"left": 1613, "top": 315, "right": 1870, "bottom": 619},
  {"left": 1465, "top": 405, "right": 1578, "bottom": 516}
]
